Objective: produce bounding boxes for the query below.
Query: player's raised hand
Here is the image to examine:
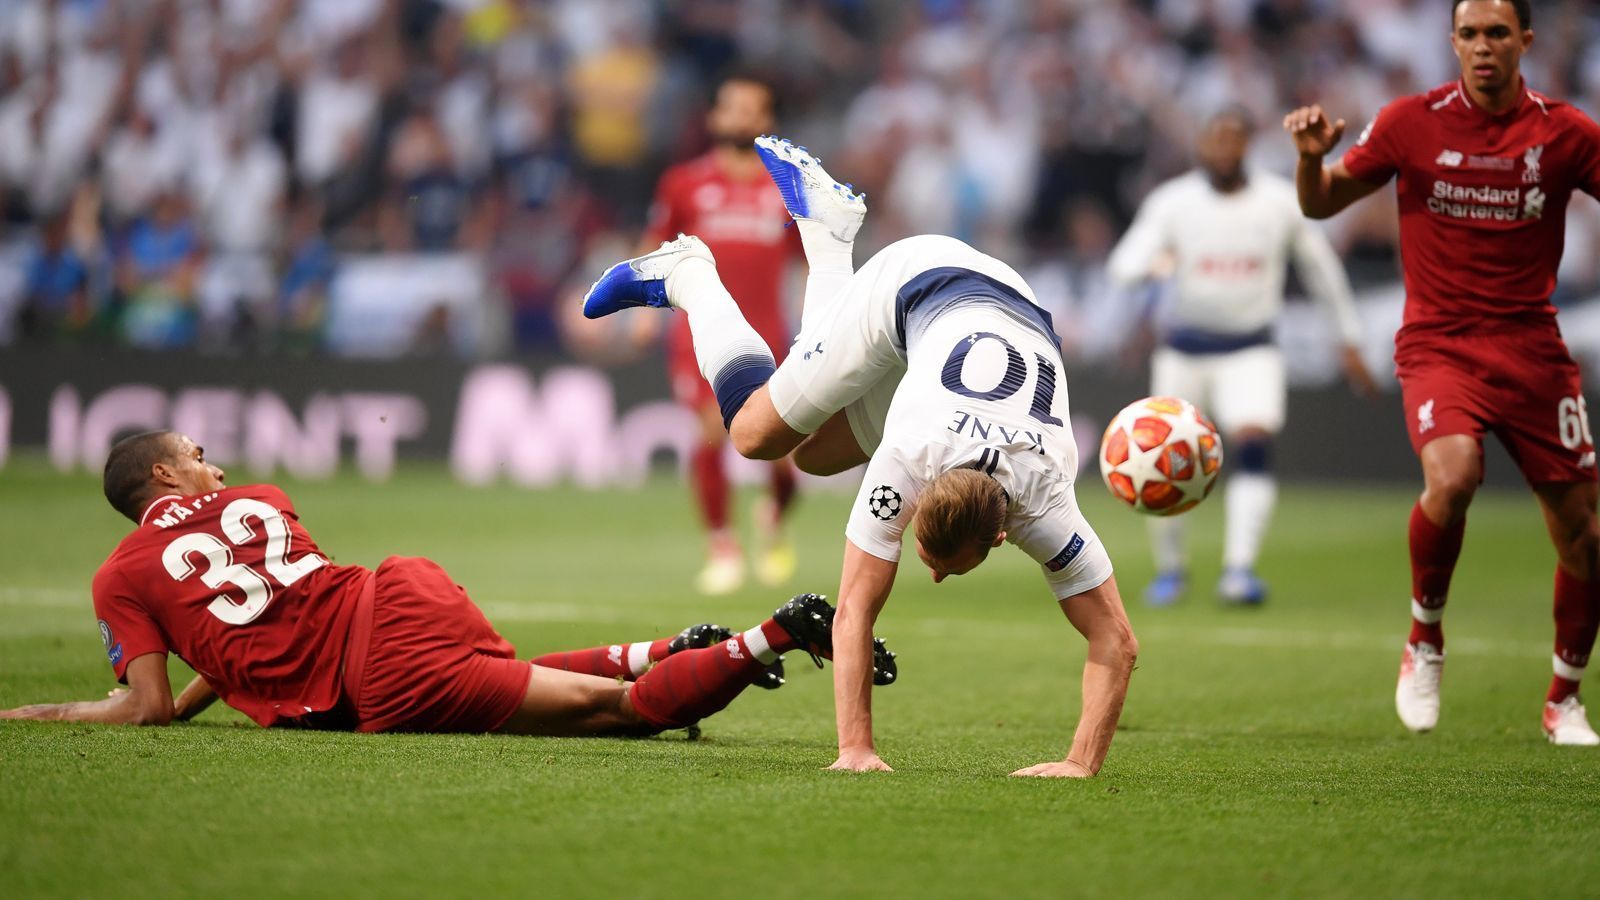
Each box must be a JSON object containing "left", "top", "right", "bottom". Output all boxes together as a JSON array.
[
  {"left": 828, "top": 747, "right": 893, "bottom": 773},
  {"left": 1283, "top": 104, "right": 1346, "bottom": 158},
  {"left": 1010, "top": 759, "right": 1095, "bottom": 778}
]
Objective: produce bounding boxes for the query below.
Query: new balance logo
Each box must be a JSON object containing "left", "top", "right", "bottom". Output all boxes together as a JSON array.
[
  {"left": 607, "top": 645, "right": 624, "bottom": 666},
  {"left": 803, "top": 341, "right": 824, "bottom": 360},
  {"left": 1435, "top": 149, "right": 1463, "bottom": 167},
  {"left": 1580, "top": 451, "right": 1596, "bottom": 470},
  {"left": 1418, "top": 399, "right": 1436, "bottom": 434}
]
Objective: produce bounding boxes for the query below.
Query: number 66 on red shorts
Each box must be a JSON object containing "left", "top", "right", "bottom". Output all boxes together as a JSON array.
[{"left": 1396, "top": 326, "right": 1596, "bottom": 484}]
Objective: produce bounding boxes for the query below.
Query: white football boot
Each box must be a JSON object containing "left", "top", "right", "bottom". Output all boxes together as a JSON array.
[
  {"left": 1395, "top": 642, "right": 1445, "bottom": 732},
  {"left": 1543, "top": 695, "right": 1600, "bottom": 746},
  {"left": 695, "top": 549, "right": 745, "bottom": 597},
  {"left": 753, "top": 135, "right": 867, "bottom": 243},
  {"left": 582, "top": 234, "right": 715, "bottom": 319}
]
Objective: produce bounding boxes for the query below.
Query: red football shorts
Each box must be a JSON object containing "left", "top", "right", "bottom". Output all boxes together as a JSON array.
[
  {"left": 1396, "top": 325, "right": 1596, "bottom": 485},
  {"left": 667, "top": 316, "right": 790, "bottom": 409},
  {"left": 347, "top": 556, "right": 531, "bottom": 733}
]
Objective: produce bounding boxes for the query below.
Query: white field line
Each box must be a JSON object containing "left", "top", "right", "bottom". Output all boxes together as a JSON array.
[
  {"left": 0, "top": 587, "right": 89, "bottom": 608},
  {"left": 0, "top": 592, "right": 1553, "bottom": 660},
  {"left": 894, "top": 617, "right": 1547, "bottom": 660}
]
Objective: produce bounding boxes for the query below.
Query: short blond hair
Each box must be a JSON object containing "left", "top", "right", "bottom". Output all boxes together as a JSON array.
[{"left": 913, "top": 468, "right": 1006, "bottom": 562}]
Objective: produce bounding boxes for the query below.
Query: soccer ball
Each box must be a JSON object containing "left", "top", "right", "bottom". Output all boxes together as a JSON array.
[{"left": 1099, "top": 396, "right": 1223, "bottom": 516}]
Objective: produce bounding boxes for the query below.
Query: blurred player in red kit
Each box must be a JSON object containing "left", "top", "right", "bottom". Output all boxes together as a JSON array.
[
  {"left": 0, "top": 431, "right": 896, "bottom": 733},
  {"left": 641, "top": 72, "right": 802, "bottom": 595},
  {"left": 1286, "top": 0, "right": 1599, "bottom": 744}
]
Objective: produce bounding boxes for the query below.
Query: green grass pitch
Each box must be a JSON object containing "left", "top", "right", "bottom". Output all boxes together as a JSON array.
[{"left": 2, "top": 459, "right": 1597, "bottom": 897}]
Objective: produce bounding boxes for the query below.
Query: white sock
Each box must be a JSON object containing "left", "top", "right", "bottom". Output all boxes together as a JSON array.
[
  {"left": 795, "top": 218, "right": 855, "bottom": 335},
  {"left": 742, "top": 625, "right": 780, "bottom": 666},
  {"left": 665, "top": 258, "right": 775, "bottom": 421},
  {"left": 1223, "top": 473, "right": 1278, "bottom": 570},
  {"left": 624, "top": 642, "right": 654, "bottom": 677},
  {"left": 1147, "top": 516, "right": 1186, "bottom": 575}
]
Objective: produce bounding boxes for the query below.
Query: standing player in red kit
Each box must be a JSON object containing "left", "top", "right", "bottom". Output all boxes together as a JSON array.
[
  {"left": 1285, "top": 0, "right": 1599, "bottom": 744},
  {"left": 642, "top": 73, "right": 802, "bottom": 595},
  {"left": 0, "top": 431, "right": 896, "bottom": 732}
]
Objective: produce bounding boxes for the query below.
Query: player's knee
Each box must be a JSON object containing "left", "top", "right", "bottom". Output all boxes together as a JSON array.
[
  {"left": 1115, "top": 624, "right": 1139, "bottom": 670},
  {"left": 1426, "top": 468, "right": 1478, "bottom": 514},
  {"left": 1233, "top": 434, "right": 1272, "bottom": 474}
]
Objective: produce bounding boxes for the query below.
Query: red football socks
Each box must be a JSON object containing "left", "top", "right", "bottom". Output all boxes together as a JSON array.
[
  {"left": 628, "top": 620, "right": 796, "bottom": 731},
  {"left": 1408, "top": 501, "right": 1465, "bottom": 649},
  {"left": 691, "top": 444, "right": 730, "bottom": 531},
  {"left": 1549, "top": 566, "right": 1599, "bottom": 704},
  {"left": 529, "top": 638, "right": 672, "bottom": 681}
]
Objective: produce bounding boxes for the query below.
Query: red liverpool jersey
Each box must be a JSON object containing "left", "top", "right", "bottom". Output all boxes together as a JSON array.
[
  {"left": 644, "top": 152, "right": 799, "bottom": 351},
  {"left": 92, "top": 485, "right": 372, "bottom": 726},
  {"left": 1340, "top": 80, "right": 1600, "bottom": 342}
]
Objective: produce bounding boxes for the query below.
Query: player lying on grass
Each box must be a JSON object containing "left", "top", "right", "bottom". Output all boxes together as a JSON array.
[
  {"left": 582, "top": 138, "right": 1137, "bottom": 777},
  {"left": 0, "top": 431, "right": 897, "bottom": 735},
  {"left": 1286, "top": 0, "right": 1599, "bottom": 745}
]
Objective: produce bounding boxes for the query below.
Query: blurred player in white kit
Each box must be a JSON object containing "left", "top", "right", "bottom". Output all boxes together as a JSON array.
[{"left": 1108, "top": 107, "right": 1377, "bottom": 607}]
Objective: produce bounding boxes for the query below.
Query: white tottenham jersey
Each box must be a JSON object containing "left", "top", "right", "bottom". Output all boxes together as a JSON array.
[
  {"left": 838, "top": 238, "right": 1113, "bottom": 601},
  {"left": 1107, "top": 170, "right": 1360, "bottom": 343}
]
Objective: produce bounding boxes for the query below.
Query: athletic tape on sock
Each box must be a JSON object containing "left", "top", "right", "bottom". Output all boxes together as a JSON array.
[
  {"left": 1411, "top": 598, "right": 1445, "bottom": 625},
  {"left": 1554, "top": 653, "right": 1588, "bottom": 682},
  {"left": 626, "top": 642, "right": 653, "bottom": 677},
  {"left": 742, "top": 625, "right": 780, "bottom": 666}
]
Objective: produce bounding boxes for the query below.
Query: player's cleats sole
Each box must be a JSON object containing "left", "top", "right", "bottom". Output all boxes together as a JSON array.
[
  {"left": 1218, "top": 567, "right": 1267, "bottom": 606},
  {"left": 754, "top": 135, "right": 866, "bottom": 242},
  {"left": 694, "top": 552, "right": 745, "bottom": 596},
  {"left": 773, "top": 592, "right": 898, "bottom": 685},
  {"left": 581, "top": 234, "right": 714, "bottom": 319},
  {"left": 1144, "top": 570, "right": 1186, "bottom": 607},
  {"left": 1396, "top": 641, "right": 1445, "bottom": 732},
  {"left": 1544, "top": 695, "right": 1600, "bottom": 746}
]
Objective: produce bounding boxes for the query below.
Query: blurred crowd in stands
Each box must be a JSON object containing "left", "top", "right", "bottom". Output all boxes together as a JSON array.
[{"left": 2, "top": 0, "right": 1599, "bottom": 368}]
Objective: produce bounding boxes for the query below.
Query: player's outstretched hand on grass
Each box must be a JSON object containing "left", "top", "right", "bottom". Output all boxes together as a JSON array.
[
  {"left": 1283, "top": 104, "right": 1346, "bottom": 158},
  {"left": 828, "top": 747, "right": 893, "bottom": 773},
  {"left": 1010, "top": 759, "right": 1095, "bottom": 778}
]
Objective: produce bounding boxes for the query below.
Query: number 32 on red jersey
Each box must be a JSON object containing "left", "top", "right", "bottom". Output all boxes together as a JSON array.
[{"left": 161, "top": 498, "right": 326, "bottom": 625}]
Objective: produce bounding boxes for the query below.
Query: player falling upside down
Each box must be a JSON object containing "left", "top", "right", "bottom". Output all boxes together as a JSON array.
[
  {"left": 0, "top": 431, "right": 897, "bottom": 734},
  {"left": 583, "top": 138, "right": 1137, "bottom": 777},
  {"left": 638, "top": 72, "right": 802, "bottom": 595},
  {"left": 1110, "top": 105, "right": 1376, "bottom": 607},
  {"left": 1286, "top": 0, "right": 1599, "bottom": 744}
]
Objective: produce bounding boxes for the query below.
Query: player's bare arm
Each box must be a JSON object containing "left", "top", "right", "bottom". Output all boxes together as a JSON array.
[
  {"left": 173, "top": 673, "right": 219, "bottom": 721},
  {"left": 828, "top": 540, "right": 898, "bottom": 773},
  {"left": 0, "top": 652, "right": 174, "bottom": 725},
  {"left": 1283, "top": 105, "right": 1382, "bottom": 219},
  {"left": 1012, "top": 576, "right": 1138, "bottom": 778}
]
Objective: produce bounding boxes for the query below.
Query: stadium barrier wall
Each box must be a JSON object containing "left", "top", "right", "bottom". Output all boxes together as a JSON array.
[{"left": 0, "top": 346, "right": 1578, "bottom": 487}]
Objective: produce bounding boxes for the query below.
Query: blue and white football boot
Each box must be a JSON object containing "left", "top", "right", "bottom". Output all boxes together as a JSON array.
[
  {"left": 1144, "top": 570, "right": 1186, "bottom": 608},
  {"left": 581, "top": 234, "right": 714, "bottom": 320},
  {"left": 753, "top": 135, "right": 867, "bottom": 243},
  {"left": 1218, "top": 567, "right": 1268, "bottom": 606}
]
